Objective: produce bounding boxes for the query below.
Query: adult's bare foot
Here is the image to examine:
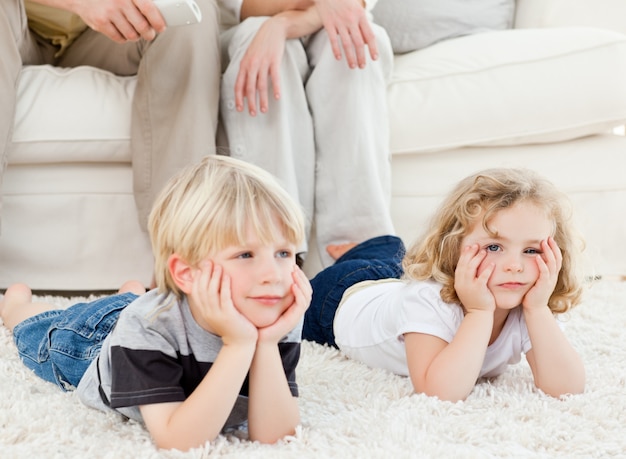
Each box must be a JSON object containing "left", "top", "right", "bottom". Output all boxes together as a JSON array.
[{"left": 326, "top": 242, "right": 358, "bottom": 260}]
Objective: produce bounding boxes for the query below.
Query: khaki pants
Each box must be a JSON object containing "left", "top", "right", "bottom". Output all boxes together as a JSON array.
[{"left": 0, "top": 0, "right": 221, "bottom": 228}]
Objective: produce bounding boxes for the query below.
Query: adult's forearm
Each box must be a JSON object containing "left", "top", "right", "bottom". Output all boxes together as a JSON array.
[{"left": 240, "top": 0, "right": 314, "bottom": 20}]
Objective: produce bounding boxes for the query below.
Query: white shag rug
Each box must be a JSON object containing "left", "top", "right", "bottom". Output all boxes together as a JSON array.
[{"left": 1, "top": 280, "right": 625, "bottom": 459}]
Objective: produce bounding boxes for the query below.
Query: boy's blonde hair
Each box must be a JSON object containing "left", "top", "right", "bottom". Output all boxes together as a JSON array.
[
  {"left": 148, "top": 155, "right": 306, "bottom": 297},
  {"left": 402, "top": 168, "right": 584, "bottom": 313}
]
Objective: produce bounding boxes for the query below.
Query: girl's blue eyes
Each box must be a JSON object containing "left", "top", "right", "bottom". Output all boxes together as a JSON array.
[{"left": 484, "top": 244, "right": 542, "bottom": 254}]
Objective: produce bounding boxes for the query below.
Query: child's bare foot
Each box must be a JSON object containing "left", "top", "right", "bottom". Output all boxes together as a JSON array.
[
  {"left": 1, "top": 283, "right": 33, "bottom": 313},
  {"left": 118, "top": 280, "right": 146, "bottom": 295},
  {"left": 326, "top": 242, "right": 358, "bottom": 260},
  {"left": 1, "top": 284, "right": 32, "bottom": 316},
  {"left": 1, "top": 283, "right": 41, "bottom": 331}
]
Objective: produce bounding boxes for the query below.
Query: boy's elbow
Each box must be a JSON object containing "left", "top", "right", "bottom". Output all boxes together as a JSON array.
[
  {"left": 153, "top": 434, "right": 216, "bottom": 452},
  {"left": 249, "top": 425, "right": 297, "bottom": 444},
  {"left": 419, "top": 390, "right": 469, "bottom": 403},
  {"left": 149, "top": 425, "right": 220, "bottom": 452}
]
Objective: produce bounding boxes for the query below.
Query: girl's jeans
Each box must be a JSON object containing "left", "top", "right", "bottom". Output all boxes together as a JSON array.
[{"left": 303, "top": 235, "right": 405, "bottom": 348}]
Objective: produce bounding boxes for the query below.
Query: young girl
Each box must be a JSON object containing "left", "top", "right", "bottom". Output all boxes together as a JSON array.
[
  {"left": 303, "top": 168, "right": 586, "bottom": 401},
  {"left": 0, "top": 155, "right": 312, "bottom": 450}
]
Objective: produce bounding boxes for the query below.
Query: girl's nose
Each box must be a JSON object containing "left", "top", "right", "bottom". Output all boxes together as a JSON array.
[{"left": 505, "top": 258, "right": 524, "bottom": 273}]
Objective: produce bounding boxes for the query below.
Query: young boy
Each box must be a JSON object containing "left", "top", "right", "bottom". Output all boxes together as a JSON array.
[{"left": 0, "top": 155, "right": 312, "bottom": 450}]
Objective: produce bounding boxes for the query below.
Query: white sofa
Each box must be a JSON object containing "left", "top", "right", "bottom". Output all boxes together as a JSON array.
[{"left": 2, "top": 0, "right": 626, "bottom": 291}]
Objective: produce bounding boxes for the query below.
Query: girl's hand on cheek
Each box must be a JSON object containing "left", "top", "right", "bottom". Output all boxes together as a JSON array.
[
  {"left": 258, "top": 266, "right": 311, "bottom": 344},
  {"left": 455, "top": 244, "right": 496, "bottom": 313},
  {"left": 192, "top": 261, "right": 257, "bottom": 345},
  {"left": 523, "top": 237, "right": 562, "bottom": 311}
]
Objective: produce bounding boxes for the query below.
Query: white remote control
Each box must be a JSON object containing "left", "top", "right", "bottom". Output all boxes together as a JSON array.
[{"left": 153, "top": 0, "right": 202, "bottom": 27}]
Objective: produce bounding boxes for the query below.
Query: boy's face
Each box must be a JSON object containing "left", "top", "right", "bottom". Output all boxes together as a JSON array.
[
  {"left": 460, "top": 202, "right": 554, "bottom": 310},
  {"left": 209, "top": 223, "right": 298, "bottom": 329}
]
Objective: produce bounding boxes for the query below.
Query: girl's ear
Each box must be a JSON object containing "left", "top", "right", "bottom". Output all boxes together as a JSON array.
[{"left": 168, "top": 254, "right": 194, "bottom": 295}]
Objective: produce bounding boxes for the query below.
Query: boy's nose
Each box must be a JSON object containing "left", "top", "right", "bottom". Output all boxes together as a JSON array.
[{"left": 259, "top": 259, "right": 282, "bottom": 282}]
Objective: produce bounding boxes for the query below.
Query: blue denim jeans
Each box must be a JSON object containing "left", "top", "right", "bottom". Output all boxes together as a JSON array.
[
  {"left": 303, "top": 235, "right": 405, "bottom": 348},
  {"left": 12, "top": 292, "right": 139, "bottom": 391}
]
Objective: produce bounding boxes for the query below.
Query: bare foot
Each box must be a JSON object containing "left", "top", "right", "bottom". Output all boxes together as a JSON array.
[
  {"left": 118, "top": 280, "right": 146, "bottom": 295},
  {"left": 1, "top": 283, "right": 33, "bottom": 312},
  {"left": 1, "top": 284, "right": 31, "bottom": 317},
  {"left": 326, "top": 242, "right": 358, "bottom": 260},
  {"left": 1, "top": 283, "right": 37, "bottom": 331}
]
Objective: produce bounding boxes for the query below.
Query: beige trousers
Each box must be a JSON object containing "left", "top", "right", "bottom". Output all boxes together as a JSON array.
[{"left": 0, "top": 0, "right": 221, "bottom": 228}]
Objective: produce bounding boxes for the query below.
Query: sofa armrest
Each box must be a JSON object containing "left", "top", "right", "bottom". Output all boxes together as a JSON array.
[{"left": 515, "top": 0, "right": 626, "bottom": 36}]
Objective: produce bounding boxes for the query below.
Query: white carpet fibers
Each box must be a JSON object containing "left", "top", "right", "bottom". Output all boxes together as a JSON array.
[{"left": 1, "top": 280, "right": 625, "bottom": 458}]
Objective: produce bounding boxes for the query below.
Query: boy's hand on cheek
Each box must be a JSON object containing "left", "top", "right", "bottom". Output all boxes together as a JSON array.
[
  {"left": 258, "top": 266, "right": 311, "bottom": 344},
  {"left": 523, "top": 237, "right": 562, "bottom": 311},
  {"left": 192, "top": 261, "right": 258, "bottom": 345},
  {"left": 455, "top": 244, "right": 496, "bottom": 314}
]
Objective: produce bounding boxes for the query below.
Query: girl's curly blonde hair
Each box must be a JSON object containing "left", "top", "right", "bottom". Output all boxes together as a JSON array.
[{"left": 402, "top": 168, "right": 584, "bottom": 313}]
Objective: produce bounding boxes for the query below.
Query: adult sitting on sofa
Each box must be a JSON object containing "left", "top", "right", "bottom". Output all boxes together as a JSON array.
[{"left": 0, "top": 0, "right": 221, "bottom": 231}]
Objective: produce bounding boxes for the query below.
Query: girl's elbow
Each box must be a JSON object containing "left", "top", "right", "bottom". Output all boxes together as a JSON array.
[
  {"left": 538, "top": 375, "right": 586, "bottom": 398},
  {"left": 543, "top": 385, "right": 585, "bottom": 398},
  {"left": 411, "top": 381, "right": 471, "bottom": 402}
]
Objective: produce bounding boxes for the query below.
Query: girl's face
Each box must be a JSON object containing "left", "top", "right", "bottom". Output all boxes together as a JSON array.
[
  {"left": 460, "top": 201, "right": 554, "bottom": 310},
  {"left": 209, "top": 221, "right": 298, "bottom": 328}
]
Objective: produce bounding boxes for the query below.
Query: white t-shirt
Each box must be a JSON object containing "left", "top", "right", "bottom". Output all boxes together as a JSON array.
[{"left": 334, "top": 279, "right": 532, "bottom": 379}]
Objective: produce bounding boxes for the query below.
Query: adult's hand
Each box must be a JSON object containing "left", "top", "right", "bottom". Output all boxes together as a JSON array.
[
  {"left": 313, "top": 0, "right": 377, "bottom": 68},
  {"left": 234, "top": 16, "right": 288, "bottom": 116},
  {"left": 70, "top": 0, "right": 166, "bottom": 43}
]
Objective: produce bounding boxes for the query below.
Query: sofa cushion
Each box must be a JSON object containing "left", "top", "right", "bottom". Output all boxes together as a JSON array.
[
  {"left": 515, "top": 0, "right": 626, "bottom": 37},
  {"left": 10, "top": 65, "right": 135, "bottom": 164},
  {"left": 388, "top": 27, "right": 626, "bottom": 155},
  {"left": 372, "top": 0, "right": 515, "bottom": 54}
]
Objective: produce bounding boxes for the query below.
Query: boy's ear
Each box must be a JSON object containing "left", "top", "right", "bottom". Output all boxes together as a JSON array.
[{"left": 168, "top": 254, "right": 195, "bottom": 295}]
